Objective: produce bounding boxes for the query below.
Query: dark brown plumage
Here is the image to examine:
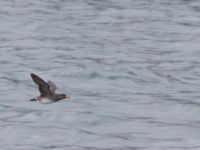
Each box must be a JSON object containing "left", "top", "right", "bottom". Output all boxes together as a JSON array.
[{"left": 30, "top": 73, "right": 70, "bottom": 103}]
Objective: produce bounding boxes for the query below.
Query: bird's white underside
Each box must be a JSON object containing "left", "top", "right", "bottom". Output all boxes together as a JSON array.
[{"left": 38, "top": 98, "right": 54, "bottom": 104}]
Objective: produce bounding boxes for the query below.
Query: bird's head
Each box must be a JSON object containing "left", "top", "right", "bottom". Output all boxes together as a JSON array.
[{"left": 56, "top": 94, "right": 71, "bottom": 101}]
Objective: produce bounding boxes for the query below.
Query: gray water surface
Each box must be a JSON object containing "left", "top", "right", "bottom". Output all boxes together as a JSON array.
[{"left": 0, "top": 0, "right": 200, "bottom": 150}]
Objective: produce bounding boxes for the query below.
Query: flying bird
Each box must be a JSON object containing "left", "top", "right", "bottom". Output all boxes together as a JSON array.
[{"left": 30, "top": 73, "right": 70, "bottom": 103}]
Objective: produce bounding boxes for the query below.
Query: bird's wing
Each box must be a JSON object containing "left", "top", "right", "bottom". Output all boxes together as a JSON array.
[
  {"left": 31, "top": 73, "right": 52, "bottom": 97},
  {"left": 47, "top": 80, "right": 57, "bottom": 93}
]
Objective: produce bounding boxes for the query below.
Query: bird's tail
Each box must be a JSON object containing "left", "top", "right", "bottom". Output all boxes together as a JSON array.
[{"left": 30, "top": 97, "right": 38, "bottom": 101}]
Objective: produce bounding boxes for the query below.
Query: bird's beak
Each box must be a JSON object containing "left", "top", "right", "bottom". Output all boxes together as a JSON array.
[{"left": 64, "top": 96, "right": 71, "bottom": 99}]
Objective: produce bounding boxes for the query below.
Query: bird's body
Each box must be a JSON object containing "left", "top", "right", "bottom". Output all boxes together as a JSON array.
[
  {"left": 33, "top": 97, "right": 53, "bottom": 104},
  {"left": 30, "top": 73, "right": 70, "bottom": 103}
]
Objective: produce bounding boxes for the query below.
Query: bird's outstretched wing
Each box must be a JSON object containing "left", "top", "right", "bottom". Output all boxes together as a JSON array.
[
  {"left": 47, "top": 80, "right": 57, "bottom": 93},
  {"left": 31, "top": 73, "right": 52, "bottom": 97}
]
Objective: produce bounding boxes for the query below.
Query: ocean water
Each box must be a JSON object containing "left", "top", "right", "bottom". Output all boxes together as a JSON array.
[{"left": 0, "top": 0, "right": 200, "bottom": 149}]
